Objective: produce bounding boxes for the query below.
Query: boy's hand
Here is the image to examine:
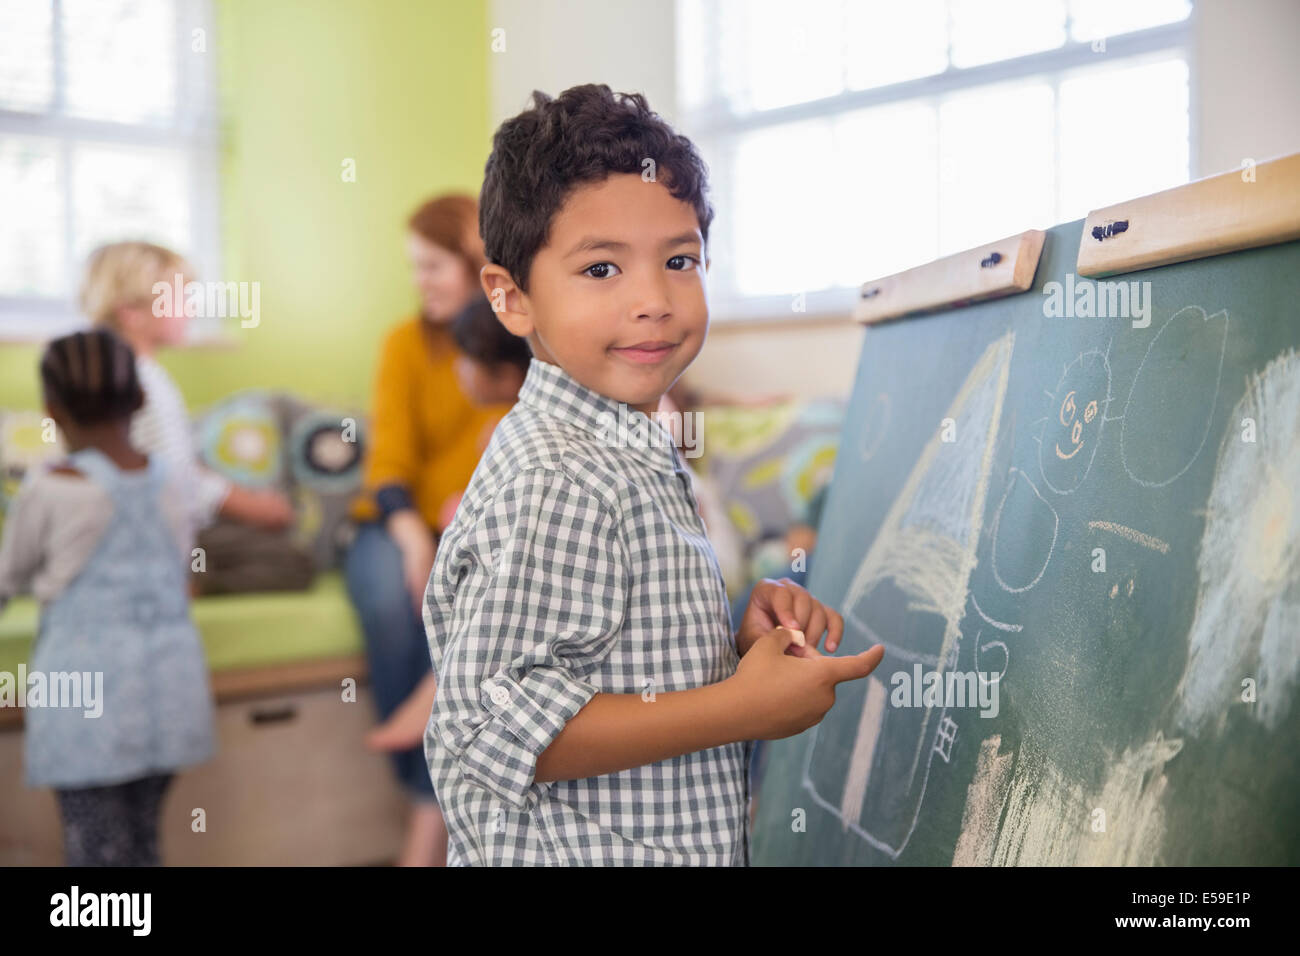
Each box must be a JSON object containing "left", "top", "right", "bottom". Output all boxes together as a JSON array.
[
  {"left": 735, "top": 577, "right": 844, "bottom": 659},
  {"left": 729, "top": 626, "right": 885, "bottom": 739}
]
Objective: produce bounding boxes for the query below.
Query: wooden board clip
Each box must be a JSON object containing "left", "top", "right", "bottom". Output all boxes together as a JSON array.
[
  {"left": 1077, "top": 151, "right": 1300, "bottom": 277},
  {"left": 854, "top": 230, "right": 1045, "bottom": 325}
]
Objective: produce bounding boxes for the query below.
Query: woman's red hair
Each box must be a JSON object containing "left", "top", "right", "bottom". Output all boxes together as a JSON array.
[{"left": 408, "top": 193, "right": 485, "bottom": 285}]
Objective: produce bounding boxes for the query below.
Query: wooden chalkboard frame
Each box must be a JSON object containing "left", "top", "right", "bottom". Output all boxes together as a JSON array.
[
  {"left": 854, "top": 230, "right": 1045, "bottom": 326},
  {"left": 1077, "top": 151, "right": 1300, "bottom": 277}
]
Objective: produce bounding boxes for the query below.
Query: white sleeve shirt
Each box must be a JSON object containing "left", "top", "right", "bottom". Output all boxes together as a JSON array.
[{"left": 131, "top": 355, "right": 231, "bottom": 532}]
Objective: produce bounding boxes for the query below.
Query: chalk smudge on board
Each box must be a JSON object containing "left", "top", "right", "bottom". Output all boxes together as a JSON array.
[
  {"left": 1175, "top": 349, "right": 1300, "bottom": 735},
  {"left": 952, "top": 735, "right": 1015, "bottom": 866},
  {"left": 952, "top": 732, "right": 1183, "bottom": 865}
]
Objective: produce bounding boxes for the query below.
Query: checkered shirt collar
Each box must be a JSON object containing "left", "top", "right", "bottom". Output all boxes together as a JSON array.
[{"left": 515, "top": 357, "right": 682, "bottom": 476}]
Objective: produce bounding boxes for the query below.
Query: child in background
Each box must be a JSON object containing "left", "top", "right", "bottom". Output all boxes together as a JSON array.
[
  {"left": 365, "top": 295, "right": 530, "bottom": 751},
  {"left": 440, "top": 293, "right": 533, "bottom": 525},
  {"left": 451, "top": 293, "right": 533, "bottom": 402},
  {"left": 79, "top": 241, "right": 293, "bottom": 551},
  {"left": 0, "top": 330, "right": 216, "bottom": 866}
]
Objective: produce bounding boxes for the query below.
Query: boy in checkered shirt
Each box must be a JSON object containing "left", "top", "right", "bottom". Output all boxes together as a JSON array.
[{"left": 423, "top": 84, "right": 883, "bottom": 866}]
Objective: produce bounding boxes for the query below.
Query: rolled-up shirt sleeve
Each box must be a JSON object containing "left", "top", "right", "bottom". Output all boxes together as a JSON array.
[{"left": 425, "top": 463, "right": 628, "bottom": 809}]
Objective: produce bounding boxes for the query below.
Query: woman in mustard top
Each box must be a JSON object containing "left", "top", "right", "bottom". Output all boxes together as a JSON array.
[{"left": 345, "top": 194, "right": 511, "bottom": 867}]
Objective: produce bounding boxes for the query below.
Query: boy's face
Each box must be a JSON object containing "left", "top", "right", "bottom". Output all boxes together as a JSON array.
[{"left": 482, "top": 173, "right": 710, "bottom": 418}]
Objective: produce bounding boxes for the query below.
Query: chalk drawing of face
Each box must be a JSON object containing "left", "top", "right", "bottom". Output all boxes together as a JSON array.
[{"left": 1037, "top": 346, "right": 1113, "bottom": 496}]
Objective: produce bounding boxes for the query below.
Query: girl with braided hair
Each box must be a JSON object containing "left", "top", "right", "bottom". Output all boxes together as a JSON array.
[{"left": 0, "top": 329, "right": 215, "bottom": 866}]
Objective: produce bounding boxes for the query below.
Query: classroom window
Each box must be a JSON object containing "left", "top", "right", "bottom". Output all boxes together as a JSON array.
[
  {"left": 0, "top": 0, "right": 220, "bottom": 341},
  {"left": 676, "top": 0, "right": 1194, "bottom": 321}
]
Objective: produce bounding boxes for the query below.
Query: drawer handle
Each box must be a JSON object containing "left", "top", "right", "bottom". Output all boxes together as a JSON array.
[{"left": 249, "top": 704, "right": 298, "bottom": 725}]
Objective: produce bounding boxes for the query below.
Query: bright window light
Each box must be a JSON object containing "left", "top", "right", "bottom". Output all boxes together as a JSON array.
[
  {"left": 0, "top": 0, "right": 219, "bottom": 340},
  {"left": 675, "top": 0, "right": 1194, "bottom": 318}
]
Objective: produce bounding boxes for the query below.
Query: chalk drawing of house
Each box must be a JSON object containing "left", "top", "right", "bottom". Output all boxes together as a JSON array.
[{"left": 803, "top": 330, "right": 1015, "bottom": 858}]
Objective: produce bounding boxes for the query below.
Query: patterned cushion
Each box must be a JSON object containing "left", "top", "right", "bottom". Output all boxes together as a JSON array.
[
  {"left": 193, "top": 391, "right": 366, "bottom": 571},
  {"left": 697, "top": 398, "right": 845, "bottom": 548},
  {"left": 280, "top": 397, "right": 366, "bottom": 570},
  {"left": 195, "top": 391, "right": 285, "bottom": 489}
]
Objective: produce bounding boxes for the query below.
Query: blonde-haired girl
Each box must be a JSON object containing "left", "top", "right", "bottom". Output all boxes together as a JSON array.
[{"left": 79, "top": 241, "right": 292, "bottom": 541}]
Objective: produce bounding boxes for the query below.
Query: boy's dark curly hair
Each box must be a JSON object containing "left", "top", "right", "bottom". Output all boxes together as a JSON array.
[{"left": 479, "top": 83, "right": 714, "bottom": 294}]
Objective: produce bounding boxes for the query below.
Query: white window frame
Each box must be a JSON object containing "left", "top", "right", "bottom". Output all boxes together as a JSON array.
[
  {"left": 0, "top": 0, "right": 223, "bottom": 342},
  {"left": 676, "top": 1, "right": 1198, "bottom": 324}
]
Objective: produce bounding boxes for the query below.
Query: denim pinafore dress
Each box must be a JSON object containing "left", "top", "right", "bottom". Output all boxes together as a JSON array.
[{"left": 24, "top": 448, "right": 216, "bottom": 789}]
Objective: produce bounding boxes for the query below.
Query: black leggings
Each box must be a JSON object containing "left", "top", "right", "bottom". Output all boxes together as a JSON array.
[{"left": 54, "top": 773, "right": 174, "bottom": 866}]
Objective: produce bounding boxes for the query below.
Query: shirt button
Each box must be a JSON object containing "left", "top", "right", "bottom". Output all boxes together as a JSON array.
[{"left": 489, "top": 685, "right": 511, "bottom": 707}]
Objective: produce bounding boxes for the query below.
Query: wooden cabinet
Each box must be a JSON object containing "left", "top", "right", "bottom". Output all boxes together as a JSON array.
[{"left": 0, "top": 657, "right": 410, "bottom": 866}]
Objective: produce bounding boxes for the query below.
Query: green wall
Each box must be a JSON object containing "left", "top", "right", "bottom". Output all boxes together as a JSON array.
[{"left": 1, "top": 0, "right": 490, "bottom": 412}]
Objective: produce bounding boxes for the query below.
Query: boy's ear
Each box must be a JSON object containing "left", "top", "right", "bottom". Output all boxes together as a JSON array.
[{"left": 480, "top": 264, "right": 533, "bottom": 338}]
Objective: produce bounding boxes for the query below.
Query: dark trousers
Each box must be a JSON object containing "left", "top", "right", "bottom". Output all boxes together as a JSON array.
[
  {"left": 55, "top": 773, "right": 174, "bottom": 866},
  {"left": 343, "top": 521, "right": 438, "bottom": 801}
]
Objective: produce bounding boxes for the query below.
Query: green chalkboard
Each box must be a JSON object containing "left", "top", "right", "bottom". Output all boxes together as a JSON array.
[{"left": 752, "top": 218, "right": 1300, "bottom": 866}]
